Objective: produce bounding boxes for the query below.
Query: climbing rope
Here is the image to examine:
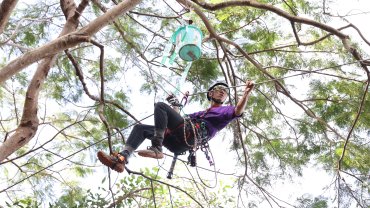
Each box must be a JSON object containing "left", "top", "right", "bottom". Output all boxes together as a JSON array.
[
  {"left": 133, "top": 55, "right": 188, "bottom": 97},
  {"left": 195, "top": 146, "right": 217, "bottom": 188},
  {"left": 187, "top": 59, "right": 368, "bottom": 97},
  {"left": 180, "top": 118, "right": 218, "bottom": 187}
]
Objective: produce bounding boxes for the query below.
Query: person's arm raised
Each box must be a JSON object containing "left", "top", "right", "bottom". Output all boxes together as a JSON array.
[{"left": 235, "top": 80, "right": 255, "bottom": 116}]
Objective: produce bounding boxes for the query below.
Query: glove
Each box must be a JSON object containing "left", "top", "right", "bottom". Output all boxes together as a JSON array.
[{"left": 166, "top": 94, "right": 181, "bottom": 107}]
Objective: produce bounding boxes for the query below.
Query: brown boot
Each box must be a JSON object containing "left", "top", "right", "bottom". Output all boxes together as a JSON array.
[
  {"left": 137, "top": 146, "right": 164, "bottom": 159},
  {"left": 97, "top": 151, "right": 126, "bottom": 173},
  {"left": 137, "top": 136, "right": 164, "bottom": 159}
]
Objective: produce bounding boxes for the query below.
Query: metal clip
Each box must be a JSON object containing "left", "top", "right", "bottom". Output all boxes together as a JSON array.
[{"left": 188, "top": 150, "right": 197, "bottom": 167}]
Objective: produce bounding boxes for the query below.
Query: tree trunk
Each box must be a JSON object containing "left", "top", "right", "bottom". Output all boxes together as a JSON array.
[
  {"left": 0, "top": 0, "right": 82, "bottom": 162},
  {"left": 0, "top": 0, "right": 19, "bottom": 34},
  {"left": 0, "top": 0, "right": 142, "bottom": 162}
]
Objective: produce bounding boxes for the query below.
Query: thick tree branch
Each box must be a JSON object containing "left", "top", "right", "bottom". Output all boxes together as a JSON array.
[
  {"left": 190, "top": 0, "right": 348, "bottom": 39},
  {"left": 0, "top": 0, "right": 142, "bottom": 84},
  {"left": 0, "top": 0, "right": 89, "bottom": 162}
]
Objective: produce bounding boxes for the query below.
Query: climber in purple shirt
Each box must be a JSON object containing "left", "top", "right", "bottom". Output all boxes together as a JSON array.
[
  {"left": 188, "top": 105, "right": 241, "bottom": 139},
  {"left": 97, "top": 80, "right": 255, "bottom": 173}
]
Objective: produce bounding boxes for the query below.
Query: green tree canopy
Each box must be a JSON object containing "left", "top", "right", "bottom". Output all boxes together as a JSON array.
[{"left": 0, "top": 0, "right": 369, "bottom": 207}]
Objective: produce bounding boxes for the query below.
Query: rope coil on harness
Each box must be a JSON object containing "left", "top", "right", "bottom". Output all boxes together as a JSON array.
[
  {"left": 181, "top": 117, "right": 218, "bottom": 188},
  {"left": 180, "top": 117, "right": 214, "bottom": 167}
]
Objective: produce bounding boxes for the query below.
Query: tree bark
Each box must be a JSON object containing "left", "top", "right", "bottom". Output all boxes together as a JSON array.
[
  {"left": 0, "top": 0, "right": 84, "bottom": 162},
  {"left": 0, "top": 0, "right": 19, "bottom": 34},
  {"left": 0, "top": 0, "right": 142, "bottom": 162}
]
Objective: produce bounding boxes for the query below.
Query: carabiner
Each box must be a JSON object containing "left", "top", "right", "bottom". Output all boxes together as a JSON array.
[{"left": 180, "top": 91, "right": 190, "bottom": 107}]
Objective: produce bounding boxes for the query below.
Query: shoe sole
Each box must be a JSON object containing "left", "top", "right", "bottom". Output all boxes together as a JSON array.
[{"left": 137, "top": 150, "right": 164, "bottom": 159}]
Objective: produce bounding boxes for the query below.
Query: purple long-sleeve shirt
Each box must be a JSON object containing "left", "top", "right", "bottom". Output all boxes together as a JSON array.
[{"left": 188, "top": 105, "right": 242, "bottom": 139}]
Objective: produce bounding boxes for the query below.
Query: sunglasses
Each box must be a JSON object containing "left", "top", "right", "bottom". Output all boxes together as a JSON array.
[{"left": 213, "top": 85, "right": 228, "bottom": 93}]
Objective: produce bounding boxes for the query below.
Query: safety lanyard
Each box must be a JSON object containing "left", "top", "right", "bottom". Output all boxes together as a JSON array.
[{"left": 172, "top": 61, "right": 192, "bottom": 97}]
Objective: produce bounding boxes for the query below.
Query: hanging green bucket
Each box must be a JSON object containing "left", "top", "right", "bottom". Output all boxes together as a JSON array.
[{"left": 171, "top": 25, "right": 203, "bottom": 62}]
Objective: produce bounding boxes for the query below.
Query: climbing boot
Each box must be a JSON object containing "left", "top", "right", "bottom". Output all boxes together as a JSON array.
[
  {"left": 97, "top": 151, "right": 126, "bottom": 173},
  {"left": 137, "top": 137, "right": 164, "bottom": 159}
]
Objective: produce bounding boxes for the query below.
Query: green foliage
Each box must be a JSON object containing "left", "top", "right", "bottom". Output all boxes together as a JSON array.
[
  {"left": 23, "top": 29, "right": 37, "bottom": 46},
  {"left": 46, "top": 56, "right": 83, "bottom": 103},
  {"left": 190, "top": 58, "right": 220, "bottom": 81},
  {"left": 1, "top": 1, "right": 369, "bottom": 207},
  {"left": 281, "top": 0, "right": 321, "bottom": 16},
  {"left": 74, "top": 166, "right": 93, "bottom": 177},
  {"left": 104, "top": 58, "right": 122, "bottom": 81},
  {"left": 101, "top": 90, "right": 130, "bottom": 129},
  {"left": 309, "top": 79, "right": 370, "bottom": 130},
  {"left": 51, "top": 187, "right": 89, "bottom": 208},
  {"left": 248, "top": 92, "right": 276, "bottom": 124},
  {"left": 5, "top": 196, "right": 41, "bottom": 208},
  {"left": 318, "top": 141, "right": 370, "bottom": 175},
  {"left": 215, "top": 6, "right": 257, "bottom": 39},
  {"left": 36, "top": 167, "right": 238, "bottom": 207},
  {"left": 6, "top": 4, "right": 49, "bottom": 48},
  {"left": 188, "top": 58, "right": 221, "bottom": 101},
  {"left": 109, "top": 16, "right": 146, "bottom": 53},
  {"left": 243, "top": 27, "right": 280, "bottom": 54},
  {"left": 296, "top": 195, "right": 328, "bottom": 208},
  {"left": 103, "top": 105, "right": 128, "bottom": 129}
]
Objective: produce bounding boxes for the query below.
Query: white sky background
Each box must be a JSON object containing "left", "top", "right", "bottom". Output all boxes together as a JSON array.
[{"left": 1, "top": 0, "right": 370, "bottom": 207}]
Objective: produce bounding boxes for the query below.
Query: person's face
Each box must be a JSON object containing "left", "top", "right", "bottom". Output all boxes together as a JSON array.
[{"left": 210, "top": 85, "right": 228, "bottom": 102}]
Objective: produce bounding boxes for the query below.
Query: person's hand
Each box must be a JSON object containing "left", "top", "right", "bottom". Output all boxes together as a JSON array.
[
  {"left": 244, "top": 80, "right": 255, "bottom": 94},
  {"left": 235, "top": 80, "right": 255, "bottom": 116},
  {"left": 166, "top": 94, "right": 181, "bottom": 107}
]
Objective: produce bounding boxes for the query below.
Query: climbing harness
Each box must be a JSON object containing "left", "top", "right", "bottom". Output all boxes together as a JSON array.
[
  {"left": 187, "top": 115, "right": 215, "bottom": 166},
  {"left": 165, "top": 115, "right": 215, "bottom": 179},
  {"left": 183, "top": 118, "right": 218, "bottom": 188}
]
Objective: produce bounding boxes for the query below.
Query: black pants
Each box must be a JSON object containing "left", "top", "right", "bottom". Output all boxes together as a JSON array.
[{"left": 125, "top": 102, "right": 192, "bottom": 154}]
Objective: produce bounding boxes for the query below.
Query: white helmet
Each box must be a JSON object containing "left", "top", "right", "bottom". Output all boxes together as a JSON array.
[{"left": 207, "top": 80, "right": 229, "bottom": 102}]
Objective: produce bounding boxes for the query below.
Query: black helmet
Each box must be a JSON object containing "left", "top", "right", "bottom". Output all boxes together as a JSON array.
[{"left": 207, "top": 80, "right": 229, "bottom": 101}]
